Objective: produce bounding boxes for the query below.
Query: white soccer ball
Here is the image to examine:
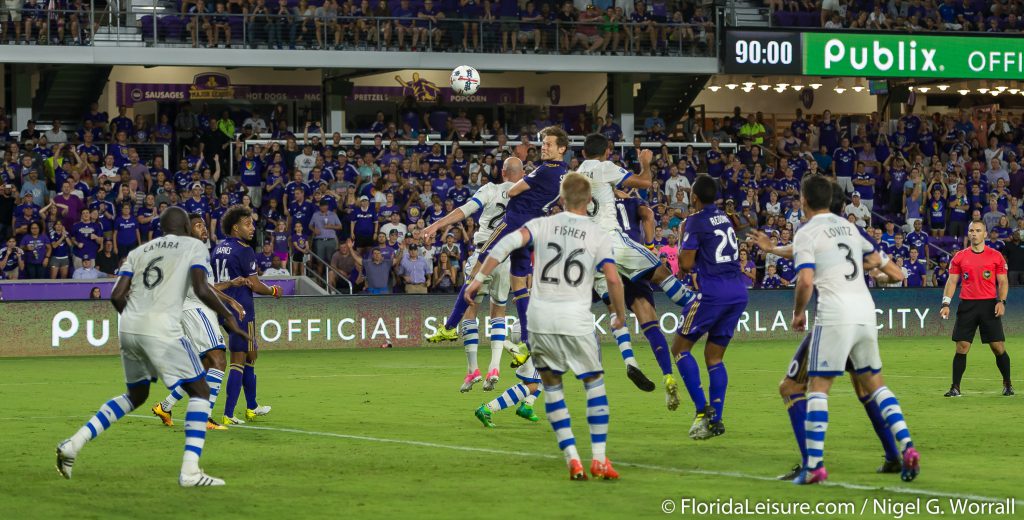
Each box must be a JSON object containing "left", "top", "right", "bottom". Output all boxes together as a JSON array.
[{"left": 450, "top": 66, "right": 481, "bottom": 96}]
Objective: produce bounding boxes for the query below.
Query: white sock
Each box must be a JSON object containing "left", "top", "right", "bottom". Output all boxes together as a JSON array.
[
  {"left": 462, "top": 319, "right": 478, "bottom": 373},
  {"left": 805, "top": 392, "right": 829, "bottom": 469},
  {"left": 161, "top": 386, "right": 185, "bottom": 412},
  {"left": 69, "top": 394, "right": 134, "bottom": 453},
  {"left": 206, "top": 368, "right": 225, "bottom": 414},
  {"left": 524, "top": 388, "right": 540, "bottom": 406},
  {"left": 181, "top": 397, "right": 211, "bottom": 476},
  {"left": 612, "top": 318, "right": 638, "bottom": 368},
  {"left": 543, "top": 383, "right": 580, "bottom": 463},
  {"left": 585, "top": 378, "right": 609, "bottom": 463},
  {"left": 488, "top": 317, "right": 506, "bottom": 372}
]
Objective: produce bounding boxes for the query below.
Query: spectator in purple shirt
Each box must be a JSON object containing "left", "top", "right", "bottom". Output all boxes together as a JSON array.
[{"left": 392, "top": 0, "right": 419, "bottom": 50}]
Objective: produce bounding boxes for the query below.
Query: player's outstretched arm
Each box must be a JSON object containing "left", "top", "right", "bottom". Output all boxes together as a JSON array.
[
  {"left": 110, "top": 275, "right": 131, "bottom": 314},
  {"left": 507, "top": 178, "right": 531, "bottom": 197},
  {"left": 621, "top": 149, "right": 655, "bottom": 190},
  {"left": 193, "top": 268, "right": 249, "bottom": 340},
  {"left": 246, "top": 273, "right": 281, "bottom": 298},
  {"left": 638, "top": 204, "right": 657, "bottom": 249},
  {"left": 421, "top": 207, "right": 467, "bottom": 243},
  {"left": 213, "top": 285, "right": 247, "bottom": 321}
]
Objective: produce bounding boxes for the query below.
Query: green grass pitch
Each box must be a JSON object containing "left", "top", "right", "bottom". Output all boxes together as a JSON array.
[{"left": 2, "top": 337, "right": 1021, "bottom": 519}]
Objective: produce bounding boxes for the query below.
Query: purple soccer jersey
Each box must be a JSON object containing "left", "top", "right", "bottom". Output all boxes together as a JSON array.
[{"left": 680, "top": 205, "right": 747, "bottom": 304}]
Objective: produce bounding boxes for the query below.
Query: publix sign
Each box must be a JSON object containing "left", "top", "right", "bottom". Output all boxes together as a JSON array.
[{"left": 804, "top": 32, "right": 1024, "bottom": 79}]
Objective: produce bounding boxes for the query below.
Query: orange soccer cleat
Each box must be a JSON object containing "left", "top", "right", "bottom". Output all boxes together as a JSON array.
[
  {"left": 590, "top": 459, "right": 620, "bottom": 480},
  {"left": 568, "top": 459, "right": 588, "bottom": 481}
]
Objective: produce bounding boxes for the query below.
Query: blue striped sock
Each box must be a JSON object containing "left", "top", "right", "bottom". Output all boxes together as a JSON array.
[
  {"left": 871, "top": 386, "right": 913, "bottom": 452},
  {"left": 462, "top": 319, "right": 479, "bottom": 372},
  {"left": 642, "top": 321, "right": 673, "bottom": 376},
  {"left": 182, "top": 397, "right": 210, "bottom": 475},
  {"left": 658, "top": 276, "right": 693, "bottom": 306},
  {"left": 707, "top": 362, "right": 728, "bottom": 422},
  {"left": 804, "top": 392, "right": 829, "bottom": 469},
  {"left": 488, "top": 317, "right": 505, "bottom": 371},
  {"left": 612, "top": 323, "right": 636, "bottom": 367},
  {"left": 784, "top": 393, "right": 808, "bottom": 468},
  {"left": 486, "top": 383, "right": 528, "bottom": 412},
  {"left": 206, "top": 368, "right": 225, "bottom": 414},
  {"left": 525, "top": 388, "right": 541, "bottom": 406},
  {"left": 69, "top": 394, "right": 134, "bottom": 452},
  {"left": 585, "top": 378, "right": 609, "bottom": 462},
  {"left": 161, "top": 385, "right": 186, "bottom": 412},
  {"left": 675, "top": 352, "right": 707, "bottom": 411},
  {"left": 543, "top": 383, "right": 580, "bottom": 463}
]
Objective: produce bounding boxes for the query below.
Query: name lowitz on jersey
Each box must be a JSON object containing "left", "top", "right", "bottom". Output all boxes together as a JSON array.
[
  {"left": 824, "top": 226, "right": 853, "bottom": 239},
  {"left": 553, "top": 225, "right": 587, "bottom": 240}
]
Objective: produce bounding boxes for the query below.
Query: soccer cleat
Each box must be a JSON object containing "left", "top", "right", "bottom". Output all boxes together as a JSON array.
[
  {"left": 245, "top": 405, "right": 272, "bottom": 421},
  {"left": 664, "top": 375, "right": 681, "bottom": 411},
  {"left": 943, "top": 386, "right": 961, "bottom": 397},
  {"left": 515, "top": 402, "right": 540, "bottom": 422},
  {"left": 482, "top": 368, "right": 500, "bottom": 391},
  {"left": 792, "top": 466, "right": 828, "bottom": 485},
  {"left": 708, "top": 420, "right": 726, "bottom": 438},
  {"left": 222, "top": 415, "right": 245, "bottom": 425},
  {"left": 626, "top": 365, "right": 656, "bottom": 392},
  {"left": 590, "top": 458, "right": 620, "bottom": 480},
  {"left": 179, "top": 471, "right": 226, "bottom": 487},
  {"left": 152, "top": 403, "right": 173, "bottom": 427},
  {"left": 474, "top": 404, "right": 495, "bottom": 428},
  {"left": 777, "top": 464, "right": 802, "bottom": 481},
  {"left": 426, "top": 324, "right": 459, "bottom": 343},
  {"left": 460, "top": 369, "right": 483, "bottom": 393},
  {"left": 689, "top": 407, "right": 715, "bottom": 440},
  {"left": 901, "top": 447, "right": 920, "bottom": 482},
  {"left": 568, "top": 459, "right": 587, "bottom": 481},
  {"left": 55, "top": 440, "right": 75, "bottom": 479},
  {"left": 877, "top": 458, "right": 902, "bottom": 474},
  {"left": 1003, "top": 384, "right": 1015, "bottom": 396},
  {"left": 508, "top": 342, "right": 530, "bottom": 368},
  {"left": 207, "top": 419, "right": 227, "bottom": 431}
]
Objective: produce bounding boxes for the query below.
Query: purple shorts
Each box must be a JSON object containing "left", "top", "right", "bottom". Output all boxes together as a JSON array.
[
  {"left": 624, "top": 278, "right": 655, "bottom": 309},
  {"left": 478, "top": 220, "right": 532, "bottom": 278},
  {"left": 677, "top": 298, "right": 747, "bottom": 348}
]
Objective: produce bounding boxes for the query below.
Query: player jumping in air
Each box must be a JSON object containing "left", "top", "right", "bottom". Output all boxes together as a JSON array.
[
  {"left": 427, "top": 127, "right": 569, "bottom": 367},
  {"left": 56, "top": 207, "right": 249, "bottom": 486},
  {"left": 672, "top": 175, "right": 749, "bottom": 440},
  {"left": 214, "top": 206, "right": 282, "bottom": 425},
  {"left": 749, "top": 182, "right": 908, "bottom": 480},
  {"left": 467, "top": 173, "right": 626, "bottom": 480},
  {"left": 422, "top": 157, "right": 524, "bottom": 392},
  {"left": 790, "top": 175, "right": 920, "bottom": 485},
  {"left": 152, "top": 213, "right": 246, "bottom": 431}
]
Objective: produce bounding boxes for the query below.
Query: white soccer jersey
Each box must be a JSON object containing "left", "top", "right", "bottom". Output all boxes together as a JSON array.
[
  {"left": 116, "top": 235, "right": 212, "bottom": 338},
  {"left": 793, "top": 213, "right": 876, "bottom": 326},
  {"left": 576, "top": 159, "right": 632, "bottom": 232},
  {"left": 462, "top": 181, "right": 513, "bottom": 245},
  {"left": 183, "top": 251, "right": 214, "bottom": 311},
  {"left": 523, "top": 212, "right": 614, "bottom": 336}
]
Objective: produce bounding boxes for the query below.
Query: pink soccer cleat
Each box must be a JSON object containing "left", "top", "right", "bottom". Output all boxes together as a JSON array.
[{"left": 460, "top": 369, "right": 483, "bottom": 393}]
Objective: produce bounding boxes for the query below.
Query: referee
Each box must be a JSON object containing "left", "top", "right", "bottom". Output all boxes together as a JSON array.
[{"left": 939, "top": 221, "right": 1014, "bottom": 397}]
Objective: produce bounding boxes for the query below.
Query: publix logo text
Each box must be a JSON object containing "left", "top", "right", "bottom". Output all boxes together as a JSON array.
[{"left": 823, "top": 38, "right": 940, "bottom": 72}]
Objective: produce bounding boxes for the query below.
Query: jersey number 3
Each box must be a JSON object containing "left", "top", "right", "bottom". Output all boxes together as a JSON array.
[{"left": 837, "top": 243, "right": 859, "bottom": 281}]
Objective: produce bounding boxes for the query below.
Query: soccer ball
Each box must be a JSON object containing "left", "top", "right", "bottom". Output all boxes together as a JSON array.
[{"left": 450, "top": 66, "right": 480, "bottom": 96}]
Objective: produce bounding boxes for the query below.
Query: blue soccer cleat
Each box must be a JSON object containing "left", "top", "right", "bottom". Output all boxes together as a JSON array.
[{"left": 792, "top": 466, "right": 828, "bottom": 485}]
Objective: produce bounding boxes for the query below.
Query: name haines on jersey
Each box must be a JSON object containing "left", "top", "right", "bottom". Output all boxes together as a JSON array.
[
  {"left": 468, "top": 181, "right": 513, "bottom": 245},
  {"left": 116, "top": 234, "right": 212, "bottom": 338},
  {"left": 793, "top": 213, "right": 876, "bottom": 326},
  {"left": 523, "top": 212, "right": 614, "bottom": 336},
  {"left": 576, "top": 159, "right": 632, "bottom": 232}
]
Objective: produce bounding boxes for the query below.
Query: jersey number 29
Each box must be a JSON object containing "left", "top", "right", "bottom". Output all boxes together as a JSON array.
[{"left": 714, "top": 228, "right": 739, "bottom": 263}]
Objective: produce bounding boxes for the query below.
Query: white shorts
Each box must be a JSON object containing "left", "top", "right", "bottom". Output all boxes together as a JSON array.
[
  {"left": 515, "top": 355, "right": 541, "bottom": 383},
  {"left": 821, "top": 0, "right": 840, "bottom": 10},
  {"left": 530, "top": 332, "right": 603, "bottom": 379},
  {"left": 119, "top": 331, "right": 206, "bottom": 390},
  {"left": 836, "top": 176, "right": 854, "bottom": 194},
  {"left": 807, "top": 323, "right": 882, "bottom": 377},
  {"left": 181, "top": 307, "right": 226, "bottom": 357},
  {"left": 465, "top": 252, "right": 511, "bottom": 307},
  {"left": 594, "top": 230, "right": 661, "bottom": 297}
]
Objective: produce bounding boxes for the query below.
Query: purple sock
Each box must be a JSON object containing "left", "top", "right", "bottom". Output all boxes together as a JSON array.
[
  {"left": 675, "top": 352, "right": 706, "bottom": 412},
  {"left": 243, "top": 363, "right": 258, "bottom": 410},
  {"left": 707, "top": 362, "right": 728, "bottom": 422},
  {"left": 513, "top": 288, "right": 529, "bottom": 344},
  {"left": 860, "top": 393, "right": 900, "bottom": 461},
  {"left": 223, "top": 364, "right": 244, "bottom": 417},
  {"left": 444, "top": 285, "right": 471, "bottom": 329},
  {"left": 641, "top": 321, "right": 673, "bottom": 376},
  {"left": 785, "top": 393, "right": 808, "bottom": 467}
]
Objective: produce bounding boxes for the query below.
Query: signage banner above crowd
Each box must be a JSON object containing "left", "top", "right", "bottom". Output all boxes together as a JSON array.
[
  {"left": 349, "top": 73, "right": 524, "bottom": 105},
  {"left": 724, "top": 30, "right": 1024, "bottom": 80},
  {"left": 116, "top": 73, "right": 322, "bottom": 107}
]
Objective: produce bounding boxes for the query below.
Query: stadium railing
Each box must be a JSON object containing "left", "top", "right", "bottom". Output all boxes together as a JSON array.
[
  {"left": 303, "top": 250, "right": 355, "bottom": 295},
  {"left": 0, "top": 6, "right": 716, "bottom": 57}
]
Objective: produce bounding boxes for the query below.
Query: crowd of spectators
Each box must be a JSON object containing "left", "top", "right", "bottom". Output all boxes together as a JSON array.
[
  {"left": 771, "top": 0, "right": 1024, "bottom": 32},
  {"left": 3, "top": 98, "right": 1024, "bottom": 294},
  {"left": 0, "top": 0, "right": 716, "bottom": 54}
]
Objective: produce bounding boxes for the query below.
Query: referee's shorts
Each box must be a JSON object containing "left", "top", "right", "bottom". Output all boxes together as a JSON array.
[{"left": 952, "top": 298, "right": 1005, "bottom": 344}]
